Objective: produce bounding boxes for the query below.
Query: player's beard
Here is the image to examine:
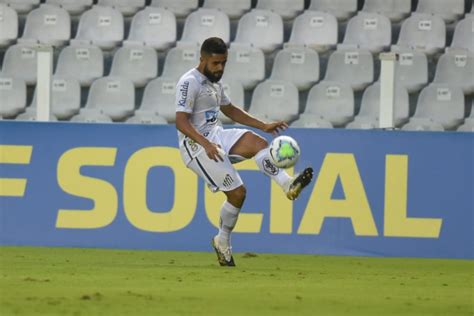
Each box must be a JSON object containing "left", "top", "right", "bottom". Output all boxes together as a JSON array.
[{"left": 203, "top": 65, "right": 223, "bottom": 83}]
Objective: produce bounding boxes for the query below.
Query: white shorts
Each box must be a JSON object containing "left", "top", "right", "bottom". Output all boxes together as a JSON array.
[{"left": 182, "top": 126, "right": 252, "bottom": 192}]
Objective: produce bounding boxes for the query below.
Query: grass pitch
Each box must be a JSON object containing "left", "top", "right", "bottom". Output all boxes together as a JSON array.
[{"left": 0, "top": 247, "right": 472, "bottom": 316}]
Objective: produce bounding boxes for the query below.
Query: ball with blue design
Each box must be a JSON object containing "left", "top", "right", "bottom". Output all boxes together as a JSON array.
[{"left": 269, "top": 136, "right": 301, "bottom": 169}]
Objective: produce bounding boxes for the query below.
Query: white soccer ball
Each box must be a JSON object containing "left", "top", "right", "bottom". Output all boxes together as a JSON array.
[{"left": 269, "top": 136, "right": 301, "bottom": 169}]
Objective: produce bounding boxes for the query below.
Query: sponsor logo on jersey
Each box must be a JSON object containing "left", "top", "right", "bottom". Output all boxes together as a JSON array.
[
  {"left": 263, "top": 158, "right": 279, "bottom": 176},
  {"left": 178, "top": 81, "right": 190, "bottom": 107},
  {"left": 205, "top": 110, "right": 218, "bottom": 123}
]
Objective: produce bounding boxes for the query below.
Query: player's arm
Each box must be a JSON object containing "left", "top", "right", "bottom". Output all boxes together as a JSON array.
[{"left": 220, "top": 103, "right": 288, "bottom": 135}]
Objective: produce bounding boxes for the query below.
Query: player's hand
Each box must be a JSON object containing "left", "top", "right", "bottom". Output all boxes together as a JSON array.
[
  {"left": 261, "top": 121, "right": 288, "bottom": 136},
  {"left": 203, "top": 142, "right": 224, "bottom": 162}
]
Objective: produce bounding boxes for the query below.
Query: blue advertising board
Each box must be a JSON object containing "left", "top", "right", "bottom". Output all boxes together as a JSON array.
[{"left": 0, "top": 121, "right": 473, "bottom": 259}]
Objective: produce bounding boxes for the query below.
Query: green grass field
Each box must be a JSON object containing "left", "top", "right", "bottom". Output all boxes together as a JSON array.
[{"left": 0, "top": 246, "right": 472, "bottom": 316}]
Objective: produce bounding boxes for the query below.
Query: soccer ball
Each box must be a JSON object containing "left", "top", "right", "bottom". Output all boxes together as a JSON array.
[{"left": 269, "top": 136, "right": 300, "bottom": 169}]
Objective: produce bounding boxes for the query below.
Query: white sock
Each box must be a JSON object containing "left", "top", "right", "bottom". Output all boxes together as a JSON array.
[
  {"left": 255, "top": 148, "right": 292, "bottom": 190},
  {"left": 217, "top": 201, "right": 240, "bottom": 247}
]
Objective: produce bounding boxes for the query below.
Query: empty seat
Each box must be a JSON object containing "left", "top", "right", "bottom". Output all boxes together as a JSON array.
[
  {"left": 109, "top": 45, "right": 158, "bottom": 87},
  {"left": 256, "top": 0, "right": 304, "bottom": 20},
  {"left": 392, "top": 47, "right": 428, "bottom": 93},
  {"left": 97, "top": 0, "right": 145, "bottom": 17},
  {"left": 0, "top": 75, "right": 26, "bottom": 118},
  {"left": 270, "top": 46, "right": 319, "bottom": 91},
  {"left": 405, "top": 84, "right": 465, "bottom": 130},
  {"left": 150, "top": 0, "right": 198, "bottom": 18},
  {"left": 85, "top": 76, "right": 135, "bottom": 121},
  {"left": 1, "top": 0, "right": 39, "bottom": 14},
  {"left": 126, "top": 113, "right": 167, "bottom": 124},
  {"left": 394, "top": 13, "right": 446, "bottom": 57},
  {"left": 15, "top": 107, "right": 58, "bottom": 121},
  {"left": 457, "top": 102, "right": 474, "bottom": 132},
  {"left": 287, "top": 10, "right": 337, "bottom": 53},
  {"left": 433, "top": 50, "right": 474, "bottom": 95},
  {"left": 450, "top": 16, "right": 474, "bottom": 52},
  {"left": 233, "top": 9, "right": 283, "bottom": 53},
  {"left": 134, "top": 77, "right": 176, "bottom": 122},
  {"left": 161, "top": 44, "right": 200, "bottom": 80},
  {"left": 416, "top": 0, "right": 464, "bottom": 23},
  {"left": 248, "top": 79, "right": 299, "bottom": 122},
  {"left": 290, "top": 115, "right": 333, "bottom": 128},
  {"left": 0, "top": 4, "right": 18, "bottom": 48},
  {"left": 18, "top": 4, "right": 70, "bottom": 47},
  {"left": 180, "top": 8, "right": 230, "bottom": 45},
  {"left": 324, "top": 48, "right": 374, "bottom": 91},
  {"left": 45, "top": 0, "right": 93, "bottom": 16},
  {"left": 124, "top": 6, "right": 176, "bottom": 50},
  {"left": 308, "top": 0, "right": 358, "bottom": 21},
  {"left": 346, "top": 82, "right": 409, "bottom": 129},
  {"left": 70, "top": 108, "right": 113, "bottom": 123},
  {"left": 55, "top": 44, "right": 104, "bottom": 87},
  {"left": 361, "top": 0, "right": 411, "bottom": 22},
  {"left": 2, "top": 44, "right": 38, "bottom": 85},
  {"left": 71, "top": 5, "right": 124, "bottom": 50},
  {"left": 401, "top": 118, "right": 445, "bottom": 131},
  {"left": 340, "top": 12, "right": 391, "bottom": 54},
  {"left": 222, "top": 43, "right": 265, "bottom": 89},
  {"left": 202, "top": 0, "right": 250, "bottom": 19},
  {"left": 219, "top": 80, "right": 244, "bottom": 124},
  {"left": 302, "top": 81, "right": 354, "bottom": 127}
]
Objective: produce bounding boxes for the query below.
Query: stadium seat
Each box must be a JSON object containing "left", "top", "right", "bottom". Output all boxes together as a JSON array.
[
  {"left": 45, "top": 0, "right": 93, "bottom": 16},
  {"left": 339, "top": 12, "right": 391, "bottom": 54},
  {"left": 29, "top": 77, "right": 80, "bottom": 120},
  {"left": 404, "top": 84, "right": 465, "bottom": 130},
  {"left": 219, "top": 80, "right": 244, "bottom": 124},
  {"left": 202, "top": 0, "right": 250, "bottom": 20},
  {"left": 457, "top": 103, "right": 474, "bottom": 132},
  {"left": 71, "top": 5, "right": 124, "bottom": 50},
  {"left": 391, "top": 47, "right": 428, "bottom": 93},
  {"left": 109, "top": 45, "right": 158, "bottom": 88},
  {"left": 270, "top": 46, "right": 319, "bottom": 91},
  {"left": 125, "top": 113, "right": 168, "bottom": 124},
  {"left": 221, "top": 43, "right": 265, "bottom": 90},
  {"left": 15, "top": 107, "right": 58, "bottom": 121},
  {"left": 18, "top": 4, "right": 70, "bottom": 47},
  {"left": 255, "top": 0, "right": 304, "bottom": 20},
  {"left": 433, "top": 50, "right": 474, "bottom": 95},
  {"left": 1, "top": 0, "right": 39, "bottom": 15},
  {"left": 150, "top": 0, "right": 198, "bottom": 19},
  {"left": 70, "top": 108, "right": 113, "bottom": 123},
  {"left": 324, "top": 48, "right": 374, "bottom": 91},
  {"left": 287, "top": 10, "right": 338, "bottom": 53},
  {"left": 450, "top": 16, "right": 474, "bottom": 53},
  {"left": 416, "top": 0, "right": 465, "bottom": 23},
  {"left": 55, "top": 44, "right": 104, "bottom": 87},
  {"left": 179, "top": 8, "right": 230, "bottom": 45},
  {"left": 233, "top": 9, "right": 283, "bottom": 53},
  {"left": 401, "top": 118, "right": 445, "bottom": 131},
  {"left": 161, "top": 43, "right": 200, "bottom": 80},
  {"left": 308, "top": 0, "right": 358, "bottom": 21},
  {"left": 0, "top": 74, "right": 26, "bottom": 118},
  {"left": 345, "top": 82, "right": 409, "bottom": 129},
  {"left": 2, "top": 44, "right": 38, "bottom": 85},
  {"left": 394, "top": 13, "right": 446, "bottom": 57},
  {"left": 84, "top": 76, "right": 135, "bottom": 121},
  {"left": 97, "top": 0, "right": 145, "bottom": 17},
  {"left": 248, "top": 79, "right": 299, "bottom": 122},
  {"left": 123, "top": 6, "right": 176, "bottom": 51},
  {"left": 0, "top": 4, "right": 18, "bottom": 48},
  {"left": 361, "top": 0, "right": 411, "bottom": 23},
  {"left": 290, "top": 115, "right": 334, "bottom": 128},
  {"left": 302, "top": 81, "right": 354, "bottom": 127},
  {"left": 132, "top": 77, "right": 176, "bottom": 123}
]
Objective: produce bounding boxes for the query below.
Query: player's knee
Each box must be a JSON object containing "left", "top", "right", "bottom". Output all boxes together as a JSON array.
[
  {"left": 235, "top": 185, "right": 247, "bottom": 202},
  {"left": 227, "top": 186, "right": 246, "bottom": 207}
]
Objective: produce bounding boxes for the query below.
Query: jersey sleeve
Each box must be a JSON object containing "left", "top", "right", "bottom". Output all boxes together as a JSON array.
[
  {"left": 175, "top": 77, "right": 199, "bottom": 113},
  {"left": 220, "top": 83, "right": 231, "bottom": 106}
]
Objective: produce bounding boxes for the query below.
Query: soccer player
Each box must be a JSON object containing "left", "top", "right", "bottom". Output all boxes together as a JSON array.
[{"left": 175, "top": 37, "right": 313, "bottom": 267}]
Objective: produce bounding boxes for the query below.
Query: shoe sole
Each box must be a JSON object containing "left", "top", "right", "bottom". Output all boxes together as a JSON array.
[
  {"left": 287, "top": 167, "right": 313, "bottom": 200},
  {"left": 211, "top": 238, "right": 235, "bottom": 267}
]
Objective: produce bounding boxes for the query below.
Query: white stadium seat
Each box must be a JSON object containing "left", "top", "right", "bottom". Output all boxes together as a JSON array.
[
  {"left": 15, "top": 107, "right": 58, "bottom": 121},
  {"left": 324, "top": 48, "right": 374, "bottom": 91},
  {"left": 0, "top": 4, "right": 17, "bottom": 48},
  {"left": 401, "top": 118, "right": 445, "bottom": 131},
  {"left": 302, "top": 81, "right": 354, "bottom": 127},
  {"left": 361, "top": 0, "right": 411, "bottom": 22},
  {"left": 126, "top": 113, "right": 168, "bottom": 124},
  {"left": 233, "top": 9, "right": 283, "bottom": 53},
  {"left": 290, "top": 115, "right": 333, "bottom": 128},
  {"left": 308, "top": 0, "right": 358, "bottom": 21},
  {"left": 249, "top": 79, "right": 299, "bottom": 122},
  {"left": 2, "top": 44, "right": 38, "bottom": 85},
  {"left": 124, "top": 6, "right": 176, "bottom": 51},
  {"left": 256, "top": 0, "right": 304, "bottom": 20},
  {"left": 287, "top": 10, "right": 338, "bottom": 53},
  {"left": 160, "top": 44, "right": 200, "bottom": 80},
  {"left": 150, "top": 0, "right": 198, "bottom": 19},
  {"left": 84, "top": 76, "right": 135, "bottom": 121},
  {"left": 222, "top": 43, "right": 265, "bottom": 90},
  {"left": 133, "top": 76, "right": 177, "bottom": 122},
  {"left": 433, "top": 50, "right": 474, "bottom": 95},
  {"left": 392, "top": 47, "right": 429, "bottom": 93},
  {"left": 18, "top": 4, "right": 70, "bottom": 47},
  {"left": 70, "top": 108, "right": 113, "bottom": 123},
  {"left": 1, "top": 0, "right": 39, "bottom": 14},
  {"left": 97, "top": 0, "right": 145, "bottom": 17},
  {"left": 0, "top": 75, "right": 26, "bottom": 118},
  {"left": 55, "top": 44, "right": 104, "bottom": 87},
  {"left": 450, "top": 16, "right": 474, "bottom": 53},
  {"left": 45, "top": 0, "right": 93, "bottom": 16},
  {"left": 202, "top": 0, "right": 251, "bottom": 20},
  {"left": 270, "top": 46, "right": 320, "bottom": 91},
  {"left": 180, "top": 8, "right": 230, "bottom": 45},
  {"left": 219, "top": 80, "right": 244, "bottom": 124},
  {"left": 457, "top": 102, "right": 474, "bottom": 132},
  {"left": 109, "top": 45, "right": 158, "bottom": 88},
  {"left": 71, "top": 5, "right": 124, "bottom": 50},
  {"left": 416, "top": 0, "right": 465, "bottom": 23}
]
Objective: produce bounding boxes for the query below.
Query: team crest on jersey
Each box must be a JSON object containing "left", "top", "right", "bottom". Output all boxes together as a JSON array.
[
  {"left": 223, "top": 174, "right": 234, "bottom": 188},
  {"left": 205, "top": 110, "right": 218, "bottom": 123},
  {"left": 178, "top": 81, "right": 190, "bottom": 107}
]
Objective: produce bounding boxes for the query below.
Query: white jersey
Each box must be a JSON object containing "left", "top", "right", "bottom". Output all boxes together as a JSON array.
[{"left": 176, "top": 68, "right": 231, "bottom": 165}]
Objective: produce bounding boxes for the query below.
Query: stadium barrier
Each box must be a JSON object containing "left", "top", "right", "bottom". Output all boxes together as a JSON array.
[{"left": 0, "top": 121, "right": 472, "bottom": 259}]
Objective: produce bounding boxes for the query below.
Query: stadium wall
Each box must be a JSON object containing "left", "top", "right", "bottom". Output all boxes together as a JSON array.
[{"left": 0, "top": 121, "right": 472, "bottom": 259}]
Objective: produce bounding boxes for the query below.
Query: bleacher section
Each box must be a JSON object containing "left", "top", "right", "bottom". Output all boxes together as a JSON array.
[{"left": 0, "top": 0, "right": 473, "bottom": 131}]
